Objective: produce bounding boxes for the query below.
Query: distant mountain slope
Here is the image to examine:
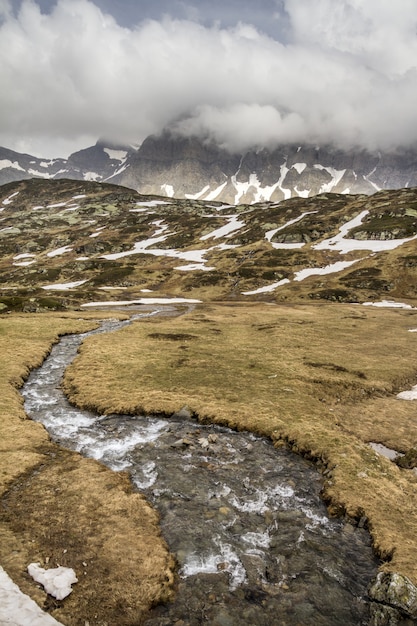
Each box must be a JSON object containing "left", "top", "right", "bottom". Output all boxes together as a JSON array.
[
  {"left": 1, "top": 134, "right": 417, "bottom": 203},
  {"left": 1, "top": 178, "right": 417, "bottom": 311}
]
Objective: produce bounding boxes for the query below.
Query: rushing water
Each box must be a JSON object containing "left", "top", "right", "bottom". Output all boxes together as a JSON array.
[{"left": 22, "top": 314, "right": 380, "bottom": 625}]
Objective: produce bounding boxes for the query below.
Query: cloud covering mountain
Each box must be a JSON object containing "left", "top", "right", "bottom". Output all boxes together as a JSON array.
[{"left": 1, "top": 0, "right": 416, "bottom": 158}]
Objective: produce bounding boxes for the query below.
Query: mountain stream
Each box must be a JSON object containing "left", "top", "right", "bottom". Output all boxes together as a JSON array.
[{"left": 22, "top": 312, "right": 380, "bottom": 625}]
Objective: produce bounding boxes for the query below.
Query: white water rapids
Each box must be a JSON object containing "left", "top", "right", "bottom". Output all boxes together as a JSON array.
[{"left": 21, "top": 312, "right": 380, "bottom": 625}]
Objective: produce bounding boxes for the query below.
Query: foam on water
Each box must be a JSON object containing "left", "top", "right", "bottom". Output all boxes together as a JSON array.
[{"left": 20, "top": 315, "right": 380, "bottom": 625}]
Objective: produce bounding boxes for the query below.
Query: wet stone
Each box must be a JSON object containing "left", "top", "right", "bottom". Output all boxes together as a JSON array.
[{"left": 22, "top": 315, "right": 381, "bottom": 626}]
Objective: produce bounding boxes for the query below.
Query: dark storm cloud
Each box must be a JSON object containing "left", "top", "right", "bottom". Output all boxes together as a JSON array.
[{"left": 0, "top": 0, "right": 416, "bottom": 157}]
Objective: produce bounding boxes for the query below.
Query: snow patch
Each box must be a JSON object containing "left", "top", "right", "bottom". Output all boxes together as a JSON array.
[
  {"left": 175, "top": 263, "right": 215, "bottom": 271},
  {"left": 292, "top": 162, "right": 307, "bottom": 174},
  {"left": 200, "top": 215, "right": 245, "bottom": 241},
  {"left": 0, "top": 566, "right": 64, "bottom": 625},
  {"left": 2, "top": 191, "right": 20, "bottom": 205},
  {"left": 294, "top": 186, "right": 310, "bottom": 198},
  {"left": 135, "top": 200, "right": 172, "bottom": 207},
  {"left": 397, "top": 386, "right": 417, "bottom": 400},
  {"left": 294, "top": 260, "right": 358, "bottom": 281},
  {"left": 204, "top": 182, "right": 228, "bottom": 201},
  {"left": 28, "top": 168, "right": 53, "bottom": 178},
  {"left": 185, "top": 185, "right": 210, "bottom": 200},
  {"left": 363, "top": 300, "right": 416, "bottom": 309},
  {"left": 265, "top": 211, "right": 317, "bottom": 249},
  {"left": 47, "top": 245, "right": 73, "bottom": 258},
  {"left": 314, "top": 211, "right": 417, "bottom": 254},
  {"left": 27, "top": 563, "right": 77, "bottom": 601},
  {"left": 13, "top": 253, "right": 35, "bottom": 260},
  {"left": 314, "top": 165, "right": 347, "bottom": 193},
  {"left": 103, "top": 148, "right": 127, "bottom": 161},
  {"left": 161, "top": 184, "right": 174, "bottom": 197},
  {"left": 242, "top": 279, "right": 290, "bottom": 295},
  {"left": 42, "top": 280, "right": 87, "bottom": 290},
  {"left": 0, "top": 160, "right": 24, "bottom": 172},
  {"left": 84, "top": 171, "right": 101, "bottom": 181}
]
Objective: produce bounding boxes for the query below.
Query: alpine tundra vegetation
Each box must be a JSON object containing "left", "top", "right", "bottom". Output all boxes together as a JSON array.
[{"left": 1, "top": 178, "right": 417, "bottom": 624}]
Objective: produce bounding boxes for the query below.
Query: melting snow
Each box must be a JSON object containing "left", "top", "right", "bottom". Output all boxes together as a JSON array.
[
  {"left": 314, "top": 210, "right": 417, "bottom": 253},
  {"left": 90, "top": 226, "right": 106, "bottom": 238},
  {"left": 2, "top": 191, "right": 20, "bottom": 205},
  {"left": 204, "top": 181, "right": 228, "bottom": 201},
  {"left": 47, "top": 202, "right": 67, "bottom": 209},
  {"left": 278, "top": 164, "right": 291, "bottom": 200},
  {"left": 72, "top": 194, "right": 87, "bottom": 199},
  {"left": 265, "top": 211, "right": 318, "bottom": 249},
  {"left": 369, "top": 442, "right": 401, "bottom": 460},
  {"left": 161, "top": 184, "right": 174, "bottom": 197},
  {"left": 47, "top": 245, "right": 73, "bottom": 258},
  {"left": 292, "top": 163, "right": 307, "bottom": 175},
  {"left": 42, "top": 280, "right": 88, "bottom": 290},
  {"left": 0, "top": 566, "right": 64, "bottom": 625},
  {"left": 242, "top": 279, "right": 290, "bottom": 295},
  {"left": 185, "top": 185, "right": 210, "bottom": 200},
  {"left": 27, "top": 563, "right": 77, "bottom": 601},
  {"left": 294, "top": 186, "right": 310, "bottom": 198},
  {"left": 13, "top": 260, "right": 36, "bottom": 267},
  {"left": 397, "top": 386, "right": 417, "bottom": 400},
  {"left": 294, "top": 260, "right": 358, "bottom": 281},
  {"left": 175, "top": 263, "right": 215, "bottom": 271},
  {"left": 103, "top": 148, "right": 127, "bottom": 161},
  {"left": 243, "top": 259, "right": 358, "bottom": 295},
  {"left": 0, "top": 160, "right": 24, "bottom": 172},
  {"left": 314, "top": 165, "right": 347, "bottom": 193},
  {"left": 135, "top": 200, "right": 172, "bottom": 207},
  {"left": 207, "top": 203, "right": 235, "bottom": 211},
  {"left": 101, "top": 220, "right": 220, "bottom": 269},
  {"left": 84, "top": 172, "right": 101, "bottom": 182},
  {"left": 28, "top": 169, "right": 53, "bottom": 179},
  {"left": 200, "top": 215, "right": 245, "bottom": 241},
  {"left": 13, "top": 253, "right": 35, "bottom": 260},
  {"left": 363, "top": 300, "right": 416, "bottom": 309}
]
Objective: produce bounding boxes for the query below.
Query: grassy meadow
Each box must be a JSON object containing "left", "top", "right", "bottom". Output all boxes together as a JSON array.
[
  {"left": 2, "top": 302, "right": 417, "bottom": 624},
  {"left": 0, "top": 312, "right": 174, "bottom": 626},
  {"left": 63, "top": 302, "right": 417, "bottom": 584}
]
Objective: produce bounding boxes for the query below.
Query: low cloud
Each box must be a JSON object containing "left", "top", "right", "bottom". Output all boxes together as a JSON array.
[{"left": 0, "top": 0, "right": 416, "bottom": 157}]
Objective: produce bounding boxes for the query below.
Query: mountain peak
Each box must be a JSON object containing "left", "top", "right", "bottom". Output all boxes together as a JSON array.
[{"left": 1, "top": 134, "right": 417, "bottom": 203}]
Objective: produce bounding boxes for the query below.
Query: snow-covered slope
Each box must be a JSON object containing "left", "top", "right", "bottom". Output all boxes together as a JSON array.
[
  {"left": 1, "top": 178, "right": 417, "bottom": 310},
  {"left": 1, "top": 134, "right": 417, "bottom": 203}
]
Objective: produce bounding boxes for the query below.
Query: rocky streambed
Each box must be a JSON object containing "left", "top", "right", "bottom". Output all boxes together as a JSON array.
[{"left": 20, "top": 312, "right": 415, "bottom": 625}]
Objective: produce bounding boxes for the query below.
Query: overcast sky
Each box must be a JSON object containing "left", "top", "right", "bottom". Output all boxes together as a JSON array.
[{"left": 1, "top": 0, "right": 416, "bottom": 158}]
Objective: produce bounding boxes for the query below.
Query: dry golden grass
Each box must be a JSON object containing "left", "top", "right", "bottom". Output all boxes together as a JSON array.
[
  {"left": 64, "top": 302, "right": 417, "bottom": 583},
  {"left": 0, "top": 312, "right": 174, "bottom": 626}
]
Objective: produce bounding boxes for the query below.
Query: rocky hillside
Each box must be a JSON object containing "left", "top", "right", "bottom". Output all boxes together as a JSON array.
[
  {"left": 1, "top": 178, "right": 417, "bottom": 312},
  {"left": 1, "top": 134, "right": 417, "bottom": 203}
]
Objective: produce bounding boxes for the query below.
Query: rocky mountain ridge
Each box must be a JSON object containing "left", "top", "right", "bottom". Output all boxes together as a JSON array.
[
  {"left": 1, "top": 134, "right": 417, "bottom": 204},
  {"left": 1, "top": 178, "right": 417, "bottom": 311}
]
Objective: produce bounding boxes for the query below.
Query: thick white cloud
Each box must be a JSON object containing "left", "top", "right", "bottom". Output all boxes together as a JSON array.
[{"left": 0, "top": 0, "right": 416, "bottom": 157}]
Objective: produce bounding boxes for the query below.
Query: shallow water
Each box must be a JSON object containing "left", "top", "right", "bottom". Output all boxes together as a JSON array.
[{"left": 22, "top": 314, "right": 379, "bottom": 625}]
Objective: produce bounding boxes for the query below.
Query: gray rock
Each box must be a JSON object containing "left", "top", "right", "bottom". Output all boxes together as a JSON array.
[{"left": 369, "top": 572, "right": 417, "bottom": 620}]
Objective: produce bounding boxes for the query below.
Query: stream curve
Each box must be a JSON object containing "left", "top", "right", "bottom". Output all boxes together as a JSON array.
[{"left": 22, "top": 312, "right": 380, "bottom": 625}]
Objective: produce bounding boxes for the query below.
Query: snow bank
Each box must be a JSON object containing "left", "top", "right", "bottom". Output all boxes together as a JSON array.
[{"left": 0, "top": 565, "right": 64, "bottom": 625}]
